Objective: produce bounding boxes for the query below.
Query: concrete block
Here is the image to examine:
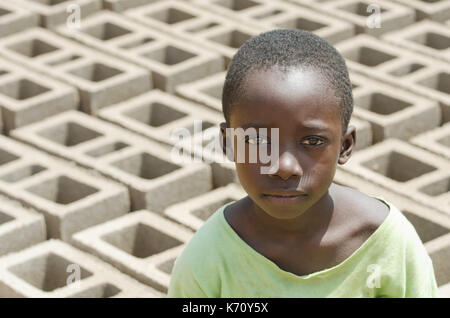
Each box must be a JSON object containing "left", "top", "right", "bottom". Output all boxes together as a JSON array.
[
  {"left": 383, "top": 20, "right": 450, "bottom": 64},
  {"left": 337, "top": 35, "right": 450, "bottom": 124},
  {"left": 0, "top": 1, "right": 39, "bottom": 37},
  {"left": 176, "top": 71, "right": 225, "bottom": 112},
  {"left": 72, "top": 210, "right": 194, "bottom": 294},
  {"left": 191, "top": 0, "right": 355, "bottom": 44},
  {"left": 340, "top": 138, "right": 450, "bottom": 214},
  {"left": 0, "top": 135, "right": 130, "bottom": 242},
  {"left": 392, "top": 0, "right": 450, "bottom": 22},
  {"left": 0, "top": 195, "right": 46, "bottom": 257},
  {"left": 0, "top": 27, "right": 151, "bottom": 115},
  {"left": 124, "top": 0, "right": 263, "bottom": 66},
  {"left": 425, "top": 233, "right": 450, "bottom": 288},
  {"left": 0, "top": 239, "right": 163, "bottom": 297},
  {"left": 410, "top": 122, "right": 450, "bottom": 161},
  {"left": 56, "top": 11, "right": 224, "bottom": 93},
  {"left": 0, "top": 57, "right": 79, "bottom": 132},
  {"left": 98, "top": 90, "right": 223, "bottom": 147},
  {"left": 164, "top": 183, "right": 246, "bottom": 231},
  {"left": 103, "top": 0, "right": 163, "bottom": 12},
  {"left": 10, "top": 110, "right": 213, "bottom": 213},
  {"left": 350, "top": 72, "right": 440, "bottom": 142},
  {"left": 12, "top": 0, "right": 101, "bottom": 28},
  {"left": 288, "top": 0, "right": 415, "bottom": 37}
]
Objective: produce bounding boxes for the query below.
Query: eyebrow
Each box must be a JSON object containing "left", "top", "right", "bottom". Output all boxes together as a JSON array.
[{"left": 240, "top": 121, "right": 331, "bottom": 131}]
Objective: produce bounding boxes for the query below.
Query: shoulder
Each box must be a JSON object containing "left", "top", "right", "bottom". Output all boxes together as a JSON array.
[{"left": 330, "top": 183, "right": 391, "bottom": 236}]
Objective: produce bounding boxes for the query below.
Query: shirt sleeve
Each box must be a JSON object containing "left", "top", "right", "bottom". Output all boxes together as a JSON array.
[
  {"left": 404, "top": 246, "right": 439, "bottom": 298},
  {"left": 167, "top": 257, "right": 209, "bottom": 298}
]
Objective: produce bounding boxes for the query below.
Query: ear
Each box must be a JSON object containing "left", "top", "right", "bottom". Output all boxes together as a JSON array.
[
  {"left": 338, "top": 125, "right": 356, "bottom": 165},
  {"left": 220, "top": 122, "right": 235, "bottom": 162}
]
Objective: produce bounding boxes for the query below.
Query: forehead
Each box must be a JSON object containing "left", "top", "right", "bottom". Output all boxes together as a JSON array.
[{"left": 231, "top": 67, "right": 341, "bottom": 130}]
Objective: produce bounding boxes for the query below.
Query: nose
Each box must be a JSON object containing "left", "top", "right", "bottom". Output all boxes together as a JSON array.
[{"left": 269, "top": 150, "right": 303, "bottom": 180}]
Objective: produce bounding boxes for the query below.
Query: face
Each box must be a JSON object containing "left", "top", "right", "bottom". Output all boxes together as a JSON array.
[{"left": 220, "top": 66, "right": 355, "bottom": 220}]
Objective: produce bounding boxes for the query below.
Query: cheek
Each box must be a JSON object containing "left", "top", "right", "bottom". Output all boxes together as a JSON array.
[{"left": 235, "top": 163, "right": 263, "bottom": 191}]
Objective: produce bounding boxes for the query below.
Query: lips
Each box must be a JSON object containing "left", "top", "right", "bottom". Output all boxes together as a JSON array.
[{"left": 263, "top": 190, "right": 307, "bottom": 197}]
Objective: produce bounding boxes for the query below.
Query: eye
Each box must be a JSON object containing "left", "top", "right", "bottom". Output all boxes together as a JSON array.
[
  {"left": 302, "top": 137, "right": 325, "bottom": 146},
  {"left": 245, "top": 135, "right": 269, "bottom": 145}
]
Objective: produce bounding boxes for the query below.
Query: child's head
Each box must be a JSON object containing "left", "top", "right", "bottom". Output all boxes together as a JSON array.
[{"left": 219, "top": 29, "right": 356, "bottom": 220}]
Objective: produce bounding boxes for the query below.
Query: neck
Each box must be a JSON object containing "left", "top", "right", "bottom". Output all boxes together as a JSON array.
[{"left": 246, "top": 188, "right": 335, "bottom": 240}]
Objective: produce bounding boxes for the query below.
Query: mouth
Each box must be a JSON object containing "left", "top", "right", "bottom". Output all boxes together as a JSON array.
[{"left": 262, "top": 192, "right": 308, "bottom": 204}]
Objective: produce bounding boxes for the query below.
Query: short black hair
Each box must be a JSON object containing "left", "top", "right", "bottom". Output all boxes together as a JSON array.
[{"left": 222, "top": 29, "right": 353, "bottom": 137}]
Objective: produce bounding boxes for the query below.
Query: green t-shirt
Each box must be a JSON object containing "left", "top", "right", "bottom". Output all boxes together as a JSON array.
[{"left": 168, "top": 196, "right": 439, "bottom": 297}]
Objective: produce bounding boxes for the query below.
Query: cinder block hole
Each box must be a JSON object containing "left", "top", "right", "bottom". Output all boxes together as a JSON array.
[
  {"left": 68, "top": 283, "right": 121, "bottom": 298},
  {"left": 101, "top": 222, "right": 183, "bottom": 258},
  {"left": 37, "top": 121, "right": 103, "bottom": 147},
  {"left": 7, "top": 38, "right": 60, "bottom": 58},
  {"left": 215, "top": 0, "right": 261, "bottom": 11},
  {"left": 418, "top": 177, "right": 450, "bottom": 197},
  {"left": 276, "top": 18, "right": 327, "bottom": 31},
  {"left": 403, "top": 211, "right": 450, "bottom": 243},
  {"left": 338, "top": 2, "right": 387, "bottom": 17},
  {"left": 429, "top": 244, "right": 450, "bottom": 286},
  {"left": 185, "top": 22, "right": 219, "bottom": 33},
  {"left": 33, "top": 0, "right": 71, "bottom": 5},
  {"left": 192, "top": 197, "right": 235, "bottom": 221},
  {"left": 344, "top": 46, "right": 396, "bottom": 67},
  {"left": 25, "top": 175, "right": 99, "bottom": 204},
  {"left": 0, "top": 148, "right": 19, "bottom": 166},
  {"left": 142, "top": 45, "right": 196, "bottom": 66},
  {"left": 409, "top": 32, "right": 450, "bottom": 51},
  {"left": 417, "top": 72, "right": 450, "bottom": 94},
  {"left": 145, "top": 7, "right": 195, "bottom": 24},
  {"left": 0, "top": 8, "right": 11, "bottom": 16},
  {"left": 0, "top": 79, "right": 50, "bottom": 100},
  {"left": 85, "top": 142, "right": 129, "bottom": 157},
  {"left": 437, "top": 134, "right": 450, "bottom": 147},
  {"left": 157, "top": 258, "right": 176, "bottom": 274},
  {"left": 253, "top": 9, "right": 283, "bottom": 19},
  {"left": 83, "top": 22, "right": 132, "bottom": 41},
  {"left": 0, "top": 70, "right": 8, "bottom": 77},
  {"left": 8, "top": 253, "right": 92, "bottom": 292},
  {"left": 119, "top": 37, "right": 154, "bottom": 49},
  {"left": 209, "top": 30, "right": 253, "bottom": 49},
  {"left": 0, "top": 211, "right": 14, "bottom": 226},
  {"left": 68, "top": 62, "right": 123, "bottom": 82},
  {"left": 0, "top": 164, "right": 46, "bottom": 183},
  {"left": 355, "top": 92, "right": 411, "bottom": 115},
  {"left": 112, "top": 152, "right": 181, "bottom": 180},
  {"left": 123, "top": 102, "right": 188, "bottom": 127},
  {"left": 46, "top": 54, "right": 81, "bottom": 66},
  {"left": 184, "top": 121, "right": 215, "bottom": 135},
  {"left": 388, "top": 63, "right": 425, "bottom": 76},
  {"left": 200, "top": 83, "right": 223, "bottom": 100},
  {"left": 361, "top": 151, "right": 436, "bottom": 182}
]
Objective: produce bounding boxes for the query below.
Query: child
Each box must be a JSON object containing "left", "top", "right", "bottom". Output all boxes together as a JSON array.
[{"left": 167, "top": 29, "right": 439, "bottom": 297}]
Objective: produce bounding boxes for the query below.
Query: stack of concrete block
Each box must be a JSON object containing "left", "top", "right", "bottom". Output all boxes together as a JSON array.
[
  {"left": 0, "top": 57, "right": 79, "bottom": 132},
  {"left": 72, "top": 210, "right": 194, "bottom": 293},
  {"left": 340, "top": 139, "right": 450, "bottom": 215},
  {"left": 124, "top": 0, "right": 263, "bottom": 65},
  {"left": 0, "top": 195, "right": 46, "bottom": 257},
  {"left": 164, "top": 183, "right": 246, "bottom": 231},
  {"left": 288, "top": 0, "right": 415, "bottom": 37},
  {"left": 0, "top": 1, "right": 38, "bottom": 38},
  {"left": 0, "top": 135, "right": 130, "bottom": 242},
  {"left": 391, "top": 0, "right": 450, "bottom": 22},
  {"left": 10, "top": 110, "right": 213, "bottom": 213},
  {"left": 0, "top": 28, "right": 150, "bottom": 115},
  {"left": 410, "top": 123, "right": 450, "bottom": 161},
  {"left": 191, "top": 0, "right": 355, "bottom": 44},
  {"left": 337, "top": 35, "right": 450, "bottom": 124},
  {"left": 56, "top": 10, "right": 224, "bottom": 93},
  {"left": 0, "top": 239, "right": 164, "bottom": 297},
  {"left": 382, "top": 20, "right": 450, "bottom": 64},
  {"left": 11, "top": 0, "right": 101, "bottom": 28}
]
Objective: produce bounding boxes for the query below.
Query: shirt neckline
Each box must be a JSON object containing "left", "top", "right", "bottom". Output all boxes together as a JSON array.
[{"left": 219, "top": 195, "right": 395, "bottom": 280}]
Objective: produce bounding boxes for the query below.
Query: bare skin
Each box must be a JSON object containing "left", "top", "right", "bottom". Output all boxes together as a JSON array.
[{"left": 219, "top": 66, "right": 389, "bottom": 276}]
